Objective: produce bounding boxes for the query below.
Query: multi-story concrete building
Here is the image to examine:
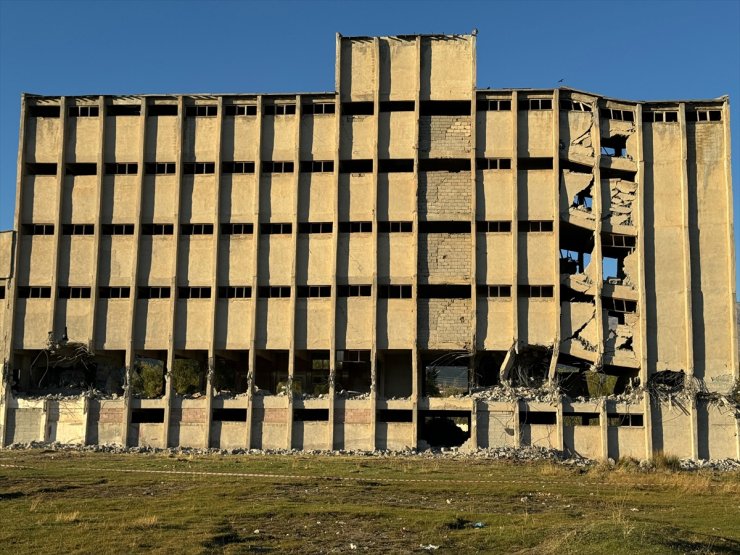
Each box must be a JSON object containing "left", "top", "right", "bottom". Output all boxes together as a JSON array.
[{"left": 0, "top": 34, "right": 737, "bottom": 459}]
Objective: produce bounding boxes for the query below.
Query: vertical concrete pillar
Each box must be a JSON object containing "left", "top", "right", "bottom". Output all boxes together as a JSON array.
[
  {"left": 122, "top": 97, "right": 149, "bottom": 447},
  {"left": 286, "top": 94, "right": 302, "bottom": 450},
  {"left": 591, "top": 98, "right": 605, "bottom": 368},
  {"left": 634, "top": 104, "right": 653, "bottom": 460},
  {"left": 48, "top": 97, "right": 68, "bottom": 338},
  {"left": 513, "top": 399, "right": 521, "bottom": 448},
  {"left": 204, "top": 96, "right": 224, "bottom": 449},
  {"left": 88, "top": 96, "right": 107, "bottom": 351},
  {"left": 548, "top": 89, "right": 561, "bottom": 382},
  {"left": 599, "top": 400, "right": 609, "bottom": 461},
  {"left": 369, "top": 38, "right": 381, "bottom": 450},
  {"left": 510, "top": 91, "right": 519, "bottom": 369},
  {"left": 468, "top": 35, "right": 478, "bottom": 449},
  {"left": 246, "top": 95, "right": 264, "bottom": 449},
  {"left": 410, "top": 36, "right": 422, "bottom": 449},
  {"left": 163, "top": 96, "right": 186, "bottom": 448}
]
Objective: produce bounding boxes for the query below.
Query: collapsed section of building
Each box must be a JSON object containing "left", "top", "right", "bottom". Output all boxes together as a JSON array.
[{"left": 0, "top": 33, "right": 737, "bottom": 459}]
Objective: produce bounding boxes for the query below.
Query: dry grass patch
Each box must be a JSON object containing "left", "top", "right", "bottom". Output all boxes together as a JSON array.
[
  {"left": 131, "top": 515, "right": 159, "bottom": 528},
  {"left": 55, "top": 511, "right": 79, "bottom": 523}
]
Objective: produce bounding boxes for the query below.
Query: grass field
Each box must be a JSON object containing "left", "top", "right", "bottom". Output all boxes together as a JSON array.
[{"left": 1, "top": 450, "right": 739, "bottom": 554}]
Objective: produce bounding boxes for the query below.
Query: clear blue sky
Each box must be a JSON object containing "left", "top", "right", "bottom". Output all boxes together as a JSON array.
[{"left": 1, "top": 0, "right": 739, "bottom": 287}]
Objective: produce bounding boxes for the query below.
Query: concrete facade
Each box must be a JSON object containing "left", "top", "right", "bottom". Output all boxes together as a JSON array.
[{"left": 0, "top": 34, "right": 738, "bottom": 459}]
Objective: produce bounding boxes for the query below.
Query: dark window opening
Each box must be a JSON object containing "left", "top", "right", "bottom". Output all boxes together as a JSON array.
[
  {"left": 338, "top": 221, "right": 372, "bottom": 233},
  {"left": 378, "top": 221, "right": 412, "bottom": 233},
  {"left": 58, "top": 286, "right": 91, "bottom": 299},
  {"left": 26, "top": 163, "right": 57, "bottom": 175},
  {"left": 643, "top": 111, "right": 678, "bottom": 123},
  {"left": 563, "top": 412, "right": 600, "bottom": 426},
  {"left": 29, "top": 105, "right": 60, "bottom": 118},
  {"left": 99, "top": 286, "right": 130, "bottom": 299},
  {"left": 339, "top": 159, "right": 373, "bottom": 173},
  {"left": 131, "top": 408, "right": 165, "bottom": 423},
  {"left": 476, "top": 158, "right": 511, "bottom": 170},
  {"left": 687, "top": 109, "right": 722, "bottom": 122},
  {"left": 222, "top": 161, "right": 255, "bottom": 174},
  {"left": 518, "top": 157, "right": 553, "bottom": 170},
  {"left": 294, "top": 409, "right": 329, "bottom": 422},
  {"left": 108, "top": 104, "right": 141, "bottom": 116},
  {"left": 419, "top": 410, "right": 471, "bottom": 448},
  {"left": 337, "top": 284, "right": 371, "bottom": 297},
  {"left": 141, "top": 224, "right": 173, "bottom": 235},
  {"left": 601, "top": 135, "right": 628, "bottom": 158},
  {"left": 258, "top": 286, "right": 291, "bottom": 298},
  {"left": 377, "top": 409, "right": 413, "bottom": 423},
  {"left": 213, "top": 408, "right": 247, "bottom": 422},
  {"left": 600, "top": 167, "right": 636, "bottom": 181},
  {"left": 185, "top": 105, "right": 217, "bottom": 117},
  {"left": 66, "top": 163, "right": 97, "bottom": 176},
  {"left": 221, "top": 223, "right": 253, "bottom": 235},
  {"left": 69, "top": 105, "right": 99, "bottom": 117},
  {"left": 419, "top": 221, "right": 470, "bottom": 233},
  {"left": 148, "top": 104, "right": 178, "bottom": 117},
  {"left": 379, "top": 100, "right": 415, "bottom": 112},
  {"left": 105, "top": 162, "right": 138, "bottom": 175},
  {"left": 18, "top": 286, "right": 51, "bottom": 299},
  {"left": 518, "top": 220, "right": 553, "bottom": 232},
  {"left": 607, "top": 413, "right": 643, "bottom": 427},
  {"left": 184, "top": 162, "right": 215, "bottom": 175},
  {"left": 378, "top": 159, "right": 414, "bottom": 173},
  {"left": 518, "top": 98, "right": 553, "bottom": 111},
  {"left": 342, "top": 101, "right": 374, "bottom": 116},
  {"left": 477, "top": 285, "right": 511, "bottom": 298},
  {"left": 264, "top": 104, "right": 296, "bottom": 116},
  {"left": 559, "top": 99, "right": 592, "bottom": 112},
  {"left": 297, "top": 285, "right": 331, "bottom": 298},
  {"left": 476, "top": 221, "right": 511, "bottom": 233},
  {"left": 300, "top": 160, "right": 334, "bottom": 173},
  {"left": 22, "top": 224, "right": 54, "bottom": 235},
  {"left": 138, "top": 286, "right": 171, "bottom": 299},
  {"left": 298, "top": 222, "right": 332, "bottom": 234},
  {"left": 477, "top": 99, "right": 511, "bottom": 111},
  {"left": 418, "top": 158, "right": 470, "bottom": 172},
  {"left": 262, "top": 161, "right": 294, "bottom": 173},
  {"left": 0, "top": 286, "right": 5, "bottom": 300},
  {"left": 181, "top": 223, "right": 214, "bottom": 235},
  {"left": 335, "top": 350, "right": 371, "bottom": 394},
  {"left": 600, "top": 108, "right": 635, "bottom": 122},
  {"left": 560, "top": 248, "right": 592, "bottom": 276},
  {"left": 260, "top": 223, "right": 292, "bottom": 235},
  {"left": 602, "top": 297, "right": 637, "bottom": 313},
  {"left": 225, "top": 104, "right": 257, "bottom": 116},
  {"left": 178, "top": 286, "right": 211, "bottom": 299},
  {"left": 560, "top": 159, "right": 592, "bottom": 174},
  {"left": 519, "top": 411, "right": 556, "bottom": 425},
  {"left": 218, "top": 286, "right": 252, "bottom": 299},
  {"left": 379, "top": 285, "right": 412, "bottom": 299},
  {"left": 518, "top": 285, "right": 554, "bottom": 298},
  {"left": 303, "top": 102, "right": 335, "bottom": 115},
  {"left": 62, "top": 224, "right": 94, "bottom": 235},
  {"left": 418, "top": 284, "right": 470, "bottom": 299},
  {"left": 420, "top": 100, "right": 471, "bottom": 116},
  {"left": 145, "top": 162, "right": 176, "bottom": 175}
]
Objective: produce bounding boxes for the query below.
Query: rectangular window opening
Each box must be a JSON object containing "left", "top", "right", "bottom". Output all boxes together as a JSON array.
[
  {"left": 476, "top": 221, "right": 512, "bottom": 233},
  {"left": 225, "top": 104, "right": 257, "bottom": 116},
  {"left": 518, "top": 220, "right": 554, "bottom": 233},
  {"left": 299, "top": 160, "right": 334, "bottom": 173},
  {"left": 213, "top": 408, "right": 247, "bottom": 422},
  {"left": 29, "top": 105, "right": 60, "bottom": 118},
  {"left": 379, "top": 285, "right": 412, "bottom": 299},
  {"left": 99, "top": 286, "right": 131, "bottom": 299},
  {"left": 298, "top": 222, "right": 332, "bottom": 234},
  {"left": 294, "top": 409, "right": 329, "bottom": 422},
  {"left": 26, "top": 163, "right": 57, "bottom": 176},
  {"left": 378, "top": 221, "right": 412, "bottom": 233},
  {"left": 518, "top": 158, "right": 553, "bottom": 170},
  {"left": 183, "top": 162, "right": 215, "bottom": 175},
  {"left": 337, "top": 284, "right": 372, "bottom": 297},
  {"left": 342, "top": 102, "right": 374, "bottom": 116},
  {"left": 178, "top": 286, "right": 212, "bottom": 299},
  {"left": 105, "top": 162, "right": 138, "bottom": 175},
  {"left": 222, "top": 161, "right": 255, "bottom": 174},
  {"left": 69, "top": 105, "right": 99, "bottom": 117},
  {"left": 221, "top": 223, "right": 253, "bottom": 235},
  {"left": 185, "top": 105, "right": 217, "bottom": 117},
  {"left": 303, "top": 103, "right": 336, "bottom": 115},
  {"left": 378, "top": 159, "right": 414, "bottom": 173},
  {"left": 476, "top": 99, "right": 512, "bottom": 112},
  {"left": 419, "top": 221, "right": 471, "bottom": 234},
  {"left": 418, "top": 158, "right": 471, "bottom": 172},
  {"left": 66, "top": 163, "right": 97, "bottom": 176},
  {"left": 377, "top": 409, "right": 413, "bottom": 423},
  {"left": 260, "top": 223, "right": 292, "bottom": 235},
  {"left": 108, "top": 104, "right": 141, "bottom": 116},
  {"left": 518, "top": 98, "right": 553, "bottom": 111},
  {"left": 338, "top": 221, "right": 372, "bottom": 233},
  {"left": 148, "top": 104, "right": 178, "bottom": 117},
  {"left": 258, "top": 286, "right": 291, "bottom": 298},
  {"left": 297, "top": 285, "right": 331, "bottom": 298},
  {"left": 145, "top": 162, "right": 176, "bottom": 175},
  {"left": 62, "top": 224, "right": 94, "bottom": 235},
  {"left": 264, "top": 104, "right": 297, "bottom": 116},
  {"left": 181, "top": 224, "right": 214, "bottom": 236},
  {"left": 420, "top": 100, "right": 471, "bottom": 116},
  {"left": 477, "top": 285, "right": 511, "bottom": 298},
  {"left": 519, "top": 411, "right": 557, "bottom": 425},
  {"left": 58, "top": 286, "right": 92, "bottom": 299},
  {"left": 131, "top": 408, "right": 165, "bottom": 423},
  {"left": 138, "top": 286, "right": 171, "bottom": 299},
  {"left": 18, "top": 286, "right": 52, "bottom": 299},
  {"left": 339, "top": 159, "right": 373, "bottom": 173},
  {"left": 417, "top": 284, "right": 471, "bottom": 299},
  {"left": 518, "top": 285, "right": 554, "bottom": 298},
  {"left": 379, "top": 100, "right": 415, "bottom": 112},
  {"left": 218, "top": 286, "right": 252, "bottom": 299}
]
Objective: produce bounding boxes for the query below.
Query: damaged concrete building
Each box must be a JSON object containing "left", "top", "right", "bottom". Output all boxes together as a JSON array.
[{"left": 0, "top": 33, "right": 738, "bottom": 459}]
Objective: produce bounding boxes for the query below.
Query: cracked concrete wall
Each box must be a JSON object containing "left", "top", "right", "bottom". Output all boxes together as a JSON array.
[
  {"left": 604, "top": 312, "right": 639, "bottom": 365},
  {"left": 560, "top": 301, "right": 598, "bottom": 358},
  {"left": 418, "top": 298, "right": 472, "bottom": 349},
  {"left": 602, "top": 178, "right": 636, "bottom": 229},
  {"left": 418, "top": 171, "right": 472, "bottom": 219},
  {"left": 419, "top": 233, "right": 471, "bottom": 281},
  {"left": 419, "top": 115, "right": 472, "bottom": 156},
  {"left": 560, "top": 111, "right": 594, "bottom": 160},
  {"left": 560, "top": 170, "right": 595, "bottom": 226}
]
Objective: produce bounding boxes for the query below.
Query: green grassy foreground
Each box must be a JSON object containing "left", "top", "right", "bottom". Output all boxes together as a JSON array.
[{"left": 1, "top": 450, "right": 739, "bottom": 554}]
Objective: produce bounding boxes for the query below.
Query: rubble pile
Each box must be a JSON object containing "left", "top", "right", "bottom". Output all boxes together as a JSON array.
[{"left": 6, "top": 441, "right": 738, "bottom": 471}]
